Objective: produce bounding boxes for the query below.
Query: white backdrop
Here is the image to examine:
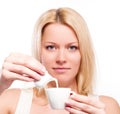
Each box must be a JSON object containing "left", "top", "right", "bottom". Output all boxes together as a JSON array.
[{"left": 0, "top": 0, "right": 120, "bottom": 104}]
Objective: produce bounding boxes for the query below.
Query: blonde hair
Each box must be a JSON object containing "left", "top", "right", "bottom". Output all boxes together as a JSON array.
[{"left": 32, "top": 7, "right": 95, "bottom": 95}]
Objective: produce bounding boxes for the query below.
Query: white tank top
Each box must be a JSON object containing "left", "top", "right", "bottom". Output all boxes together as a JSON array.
[
  {"left": 15, "top": 88, "right": 99, "bottom": 114},
  {"left": 15, "top": 88, "right": 33, "bottom": 114}
]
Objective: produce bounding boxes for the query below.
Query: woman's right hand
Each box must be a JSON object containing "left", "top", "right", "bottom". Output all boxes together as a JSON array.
[{"left": 0, "top": 52, "right": 45, "bottom": 93}]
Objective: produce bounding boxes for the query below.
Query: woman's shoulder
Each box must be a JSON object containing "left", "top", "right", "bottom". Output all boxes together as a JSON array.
[
  {"left": 0, "top": 88, "right": 21, "bottom": 97},
  {"left": 99, "top": 95, "right": 120, "bottom": 113},
  {"left": 0, "top": 88, "right": 22, "bottom": 107},
  {"left": 0, "top": 88, "right": 33, "bottom": 99},
  {"left": 0, "top": 88, "right": 21, "bottom": 98},
  {"left": 99, "top": 95, "right": 119, "bottom": 106},
  {"left": 1, "top": 87, "right": 33, "bottom": 94},
  {"left": 0, "top": 88, "right": 22, "bottom": 113}
]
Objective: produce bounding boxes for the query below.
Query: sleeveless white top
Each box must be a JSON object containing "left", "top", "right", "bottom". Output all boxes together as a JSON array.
[
  {"left": 15, "top": 88, "right": 33, "bottom": 114},
  {"left": 15, "top": 88, "right": 99, "bottom": 114}
]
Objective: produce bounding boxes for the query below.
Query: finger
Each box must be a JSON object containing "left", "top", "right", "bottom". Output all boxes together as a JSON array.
[
  {"left": 2, "top": 69, "right": 34, "bottom": 82},
  {"left": 70, "top": 94, "right": 105, "bottom": 109},
  {"left": 4, "top": 53, "right": 45, "bottom": 75},
  {"left": 65, "top": 106, "right": 88, "bottom": 114},
  {"left": 3, "top": 62, "right": 41, "bottom": 80},
  {"left": 65, "top": 98, "right": 105, "bottom": 114}
]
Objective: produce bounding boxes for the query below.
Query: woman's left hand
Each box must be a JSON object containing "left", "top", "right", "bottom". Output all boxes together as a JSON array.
[{"left": 65, "top": 93, "right": 105, "bottom": 114}]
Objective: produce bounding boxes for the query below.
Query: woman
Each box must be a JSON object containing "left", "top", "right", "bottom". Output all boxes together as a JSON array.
[{"left": 0, "top": 7, "right": 120, "bottom": 114}]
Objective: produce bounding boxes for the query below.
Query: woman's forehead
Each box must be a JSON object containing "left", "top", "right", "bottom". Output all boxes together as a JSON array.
[{"left": 42, "top": 23, "right": 78, "bottom": 42}]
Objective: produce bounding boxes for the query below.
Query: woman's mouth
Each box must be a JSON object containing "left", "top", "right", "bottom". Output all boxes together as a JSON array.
[{"left": 53, "top": 67, "right": 70, "bottom": 73}]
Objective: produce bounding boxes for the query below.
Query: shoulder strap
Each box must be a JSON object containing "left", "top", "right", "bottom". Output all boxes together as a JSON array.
[{"left": 15, "top": 88, "right": 33, "bottom": 114}]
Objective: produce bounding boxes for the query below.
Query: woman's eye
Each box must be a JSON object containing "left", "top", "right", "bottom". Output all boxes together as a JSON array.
[
  {"left": 68, "top": 46, "right": 78, "bottom": 51},
  {"left": 46, "top": 45, "right": 55, "bottom": 50}
]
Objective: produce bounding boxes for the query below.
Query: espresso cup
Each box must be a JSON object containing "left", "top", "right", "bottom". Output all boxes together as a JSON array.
[{"left": 45, "top": 88, "right": 71, "bottom": 109}]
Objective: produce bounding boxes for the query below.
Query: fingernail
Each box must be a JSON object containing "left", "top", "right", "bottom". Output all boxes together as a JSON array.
[
  {"left": 70, "top": 93, "right": 73, "bottom": 96},
  {"left": 70, "top": 91, "right": 76, "bottom": 95}
]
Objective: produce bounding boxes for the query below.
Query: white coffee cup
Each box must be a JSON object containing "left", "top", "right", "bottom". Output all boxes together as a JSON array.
[{"left": 45, "top": 88, "right": 71, "bottom": 109}]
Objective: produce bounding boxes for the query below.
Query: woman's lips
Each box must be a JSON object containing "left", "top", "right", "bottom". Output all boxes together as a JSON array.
[{"left": 53, "top": 67, "right": 70, "bottom": 73}]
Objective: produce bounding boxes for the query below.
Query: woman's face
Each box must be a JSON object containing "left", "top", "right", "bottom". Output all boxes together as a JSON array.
[{"left": 41, "top": 23, "right": 81, "bottom": 87}]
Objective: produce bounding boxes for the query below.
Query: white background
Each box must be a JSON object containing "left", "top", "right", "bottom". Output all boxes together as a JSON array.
[{"left": 0, "top": 0, "right": 120, "bottom": 104}]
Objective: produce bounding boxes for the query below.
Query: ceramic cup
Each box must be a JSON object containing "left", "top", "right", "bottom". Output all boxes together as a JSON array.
[{"left": 45, "top": 88, "right": 71, "bottom": 109}]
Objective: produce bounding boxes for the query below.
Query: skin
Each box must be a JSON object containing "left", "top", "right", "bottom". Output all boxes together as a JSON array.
[{"left": 0, "top": 23, "right": 120, "bottom": 114}]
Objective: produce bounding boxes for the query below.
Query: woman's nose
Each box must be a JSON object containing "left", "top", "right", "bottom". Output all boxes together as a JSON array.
[{"left": 56, "top": 49, "right": 66, "bottom": 64}]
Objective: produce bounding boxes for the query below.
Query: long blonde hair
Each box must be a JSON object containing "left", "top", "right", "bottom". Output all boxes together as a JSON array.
[{"left": 32, "top": 7, "right": 95, "bottom": 95}]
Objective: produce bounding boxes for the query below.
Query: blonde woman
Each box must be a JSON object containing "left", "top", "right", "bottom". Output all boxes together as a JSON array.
[{"left": 0, "top": 7, "right": 120, "bottom": 114}]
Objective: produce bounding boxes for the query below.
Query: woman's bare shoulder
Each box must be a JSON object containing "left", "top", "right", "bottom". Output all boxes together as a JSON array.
[
  {"left": 0, "top": 88, "right": 21, "bottom": 105},
  {"left": 99, "top": 95, "right": 120, "bottom": 114},
  {"left": 0, "top": 88, "right": 21, "bottom": 97},
  {"left": 0, "top": 88, "right": 21, "bottom": 113}
]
